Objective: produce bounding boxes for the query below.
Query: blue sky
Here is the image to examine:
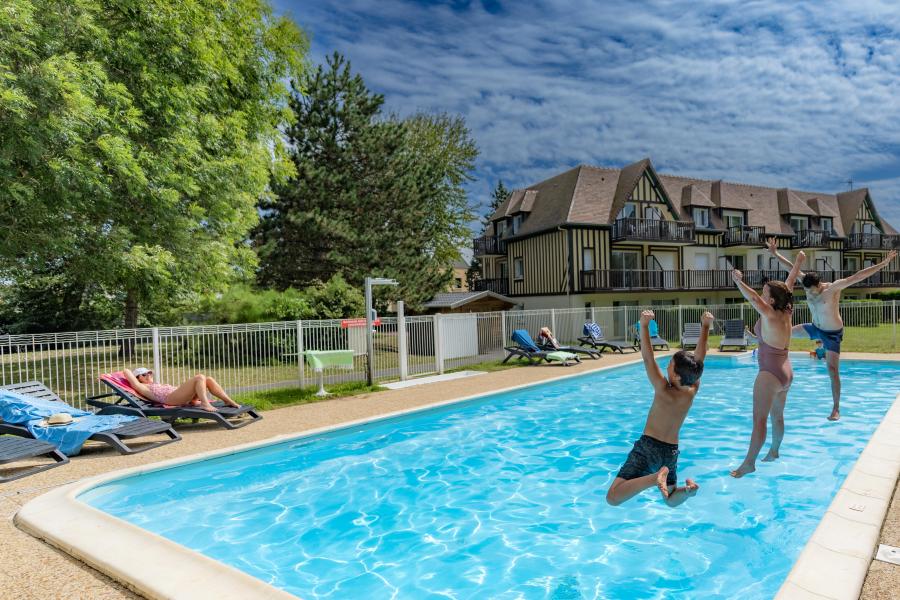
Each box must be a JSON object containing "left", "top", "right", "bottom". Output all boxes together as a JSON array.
[{"left": 274, "top": 0, "right": 900, "bottom": 235}]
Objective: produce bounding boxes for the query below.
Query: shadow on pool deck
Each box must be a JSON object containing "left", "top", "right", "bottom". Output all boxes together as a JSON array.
[{"left": 1, "top": 350, "right": 897, "bottom": 599}]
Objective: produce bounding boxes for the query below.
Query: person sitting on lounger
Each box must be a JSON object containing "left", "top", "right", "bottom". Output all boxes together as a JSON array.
[
  {"left": 123, "top": 368, "right": 240, "bottom": 412},
  {"left": 537, "top": 327, "right": 560, "bottom": 349},
  {"left": 606, "top": 310, "right": 713, "bottom": 507}
]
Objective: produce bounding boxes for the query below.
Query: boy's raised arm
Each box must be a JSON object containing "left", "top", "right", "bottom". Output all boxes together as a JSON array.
[
  {"left": 767, "top": 238, "right": 804, "bottom": 278},
  {"left": 639, "top": 310, "right": 667, "bottom": 389},
  {"left": 694, "top": 312, "right": 714, "bottom": 363},
  {"left": 784, "top": 250, "right": 805, "bottom": 289}
]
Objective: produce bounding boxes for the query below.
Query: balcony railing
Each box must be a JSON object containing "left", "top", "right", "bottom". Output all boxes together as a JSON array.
[
  {"left": 579, "top": 269, "right": 900, "bottom": 291},
  {"left": 791, "top": 229, "right": 830, "bottom": 248},
  {"left": 845, "top": 232, "right": 900, "bottom": 250},
  {"left": 473, "top": 235, "right": 506, "bottom": 256},
  {"left": 472, "top": 278, "right": 509, "bottom": 295},
  {"left": 611, "top": 218, "right": 695, "bottom": 243},
  {"left": 723, "top": 225, "right": 766, "bottom": 247}
]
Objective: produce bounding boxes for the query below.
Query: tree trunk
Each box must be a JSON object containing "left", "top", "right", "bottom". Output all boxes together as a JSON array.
[{"left": 119, "top": 290, "right": 139, "bottom": 358}]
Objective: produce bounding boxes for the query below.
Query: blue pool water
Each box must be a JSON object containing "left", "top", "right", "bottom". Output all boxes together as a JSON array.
[{"left": 82, "top": 357, "right": 900, "bottom": 599}]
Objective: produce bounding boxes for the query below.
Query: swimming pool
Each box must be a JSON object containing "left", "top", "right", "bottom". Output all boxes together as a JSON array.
[{"left": 80, "top": 356, "right": 900, "bottom": 599}]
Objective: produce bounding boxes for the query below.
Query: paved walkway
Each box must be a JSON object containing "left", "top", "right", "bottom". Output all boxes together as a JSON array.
[{"left": 0, "top": 351, "right": 896, "bottom": 599}]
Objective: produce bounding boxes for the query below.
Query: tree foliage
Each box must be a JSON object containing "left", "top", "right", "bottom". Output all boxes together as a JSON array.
[
  {"left": 0, "top": 0, "right": 309, "bottom": 328},
  {"left": 255, "top": 53, "right": 477, "bottom": 308}
]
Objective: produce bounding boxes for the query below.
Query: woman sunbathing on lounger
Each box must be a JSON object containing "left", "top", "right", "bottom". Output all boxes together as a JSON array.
[{"left": 123, "top": 368, "right": 240, "bottom": 412}]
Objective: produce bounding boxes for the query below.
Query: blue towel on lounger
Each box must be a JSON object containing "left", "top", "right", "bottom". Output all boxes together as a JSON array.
[{"left": 0, "top": 389, "right": 138, "bottom": 456}]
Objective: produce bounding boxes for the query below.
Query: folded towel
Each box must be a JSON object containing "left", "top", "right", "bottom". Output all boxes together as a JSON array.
[{"left": 545, "top": 351, "right": 577, "bottom": 363}]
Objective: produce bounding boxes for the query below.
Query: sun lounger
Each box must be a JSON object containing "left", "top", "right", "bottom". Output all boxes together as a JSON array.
[
  {"left": 0, "top": 437, "right": 69, "bottom": 483},
  {"left": 577, "top": 323, "right": 638, "bottom": 353},
  {"left": 633, "top": 320, "right": 670, "bottom": 350},
  {"left": 88, "top": 373, "right": 262, "bottom": 430},
  {"left": 536, "top": 331, "right": 602, "bottom": 359},
  {"left": 0, "top": 382, "right": 180, "bottom": 456},
  {"left": 719, "top": 319, "right": 749, "bottom": 351},
  {"left": 681, "top": 323, "right": 701, "bottom": 350},
  {"left": 503, "top": 330, "right": 580, "bottom": 366}
]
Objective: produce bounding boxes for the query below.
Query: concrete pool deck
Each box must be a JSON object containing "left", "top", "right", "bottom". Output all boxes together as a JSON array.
[{"left": 1, "top": 350, "right": 898, "bottom": 599}]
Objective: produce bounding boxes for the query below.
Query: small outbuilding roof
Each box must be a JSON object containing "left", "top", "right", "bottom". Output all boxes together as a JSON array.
[{"left": 423, "top": 291, "right": 517, "bottom": 310}]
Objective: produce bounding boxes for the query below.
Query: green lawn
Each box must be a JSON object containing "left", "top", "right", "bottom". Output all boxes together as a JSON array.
[
  {"left": 234, "top": 381, "right": 385, "bottom": 411},
  {"left": 673, "top": 324, "right": 899, "bottom": 353}
]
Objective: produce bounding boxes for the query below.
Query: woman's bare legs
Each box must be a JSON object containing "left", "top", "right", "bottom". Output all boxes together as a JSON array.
[
  {"left": 164, "top": 375, "right": 217, "bottom": 411},
  {"left": 731, "top": 372, "right": 782, "bottom": 477},
  {"left": 763, "top": 389, "right": 788, "bottom": 461},
  {"left": 204, "top": 376, "right": 239, "bottom": 408}
]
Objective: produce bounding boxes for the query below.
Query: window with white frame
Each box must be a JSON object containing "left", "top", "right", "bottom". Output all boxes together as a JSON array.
[
  {"left": 512, "top": 214, "right": 523, "bottom": 234},
  {"left": 617, "top": 203, "right": 637, "bottom": 220},
  {"left": 790, "top": 216, "right": 808, "bottom": 231},
  {"left": 692, "top": 207, "right": 710, "bottom": 228},
  {"left": 582, "top": 247, "right": 594, "bottom": 271},
  {"left": 820, "top": 217, "right": 833, "bottom": 233},
  {"left": 513, "top": 257, "right": 524, "bottom": 280},
  {"left": 722, "top": 210, "right": 744, "bottom": 229}
]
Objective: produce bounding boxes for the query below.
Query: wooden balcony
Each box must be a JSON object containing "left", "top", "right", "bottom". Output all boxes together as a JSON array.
[
  {"left": 471, "top": 278, "right": 509, "bottom": 295},
  {"left": 473, "top": 235, "right": 506, "bottom": 256},
  {"left": 845, "top": 233, "right": 900, "bottom": 251},
  {"left": 578, "top": 269, "right": 900, "bottom": 292},
  {"left": 611, "top": 218, "right": 695, "bottom": 244},
  {"left": 791, "top": 229, "right": 830, "bottom": 248},
  {"left": 723, "top": 225, "right": 766, "bottom": 247}
]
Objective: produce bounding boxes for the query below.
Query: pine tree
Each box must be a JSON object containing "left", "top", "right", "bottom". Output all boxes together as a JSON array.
[{"left": 256, "top": 54, "right": 476, "bottom": 308}]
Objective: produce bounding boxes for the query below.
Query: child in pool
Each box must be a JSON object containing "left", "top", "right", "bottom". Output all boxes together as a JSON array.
[
  {"left": 606, "top": 310, "right": 713, "bottom": 507},
  {"left": 809, "top": 339, "right": 826, "bottom": 360}
]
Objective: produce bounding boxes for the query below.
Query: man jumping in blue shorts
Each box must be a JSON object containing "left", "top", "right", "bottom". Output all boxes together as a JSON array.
[{"left": 767, "top": 240, "right": 897, "bottom": 420}]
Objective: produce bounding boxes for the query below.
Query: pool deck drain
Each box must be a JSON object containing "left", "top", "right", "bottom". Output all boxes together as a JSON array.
[
  {"left": 874, "top": 544, "right": 900, "bottom": 566},
  {"left": 2, "top": 350, "right": 900, "bottom": 600}
]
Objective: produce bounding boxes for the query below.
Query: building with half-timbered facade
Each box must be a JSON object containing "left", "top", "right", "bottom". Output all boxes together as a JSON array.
[{"left": 472, "top": 158, "right": 900, "bottom": 309}]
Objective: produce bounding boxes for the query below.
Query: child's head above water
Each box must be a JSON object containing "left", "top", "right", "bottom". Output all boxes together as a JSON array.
[{"left": 667, "top": 350, "right": 704, "bottom": 387}]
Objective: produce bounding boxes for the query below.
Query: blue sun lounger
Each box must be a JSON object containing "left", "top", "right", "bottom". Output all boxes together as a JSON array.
[{"left": 633, "top": 320, "right": 670, "bottom": 350}]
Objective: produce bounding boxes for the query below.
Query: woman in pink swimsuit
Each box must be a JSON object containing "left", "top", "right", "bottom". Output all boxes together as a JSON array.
[
  {"left": 730, "top": 252, "right": 805, "bottom": 478},
  {"left": 123, "top": 368, "right": 240, "bottom": 412}
]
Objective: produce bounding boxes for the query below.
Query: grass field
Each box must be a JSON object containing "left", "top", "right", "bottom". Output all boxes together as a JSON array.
[{"left": 234, "top": 382, "right": 385, "bottom": 411}]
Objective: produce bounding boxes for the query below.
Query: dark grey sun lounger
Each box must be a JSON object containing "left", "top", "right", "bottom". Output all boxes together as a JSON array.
[
  {"left": 681, "top": 323, "right": 702, "bottom": 350},
  {"left": 0, "top": 437, "right": 69, "bottom": 483},
  {"left": 88, "top": 375, "right": 262, "bottom": 430},
  {"left": 577, "top": 323, "right": 638, "bottom": 353},
  {"left": 536, "top": 338, "right": 602, "bottom": 360},
  {"left": 0, "top": 381, "right": 181, "bottom": 455},
  {"left": 719, "top": 319, "right": 749, "bottom": 351},
  {"left": 502, "top": 330, "right": 581, "bottom": 366}
]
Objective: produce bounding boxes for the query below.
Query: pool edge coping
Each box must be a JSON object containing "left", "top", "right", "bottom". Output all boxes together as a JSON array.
[
  {"left": 16, "top": 354, "right": 651, "bottom": 600},
  {"left": 15, "top": 353, "right": 899, "bottom": 600},
  {"left": 775, "top": 390, "right": 900, "bottom": 600}
]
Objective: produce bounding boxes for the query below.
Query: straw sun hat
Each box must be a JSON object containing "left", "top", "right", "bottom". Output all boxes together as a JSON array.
[{"left": 37, "top": 413, "right": 76, "bottom": 427}]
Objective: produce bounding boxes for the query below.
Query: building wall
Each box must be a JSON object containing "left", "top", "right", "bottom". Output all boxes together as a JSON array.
[{"left": 507, "top": 230, "right": 569, "bottom": 296}]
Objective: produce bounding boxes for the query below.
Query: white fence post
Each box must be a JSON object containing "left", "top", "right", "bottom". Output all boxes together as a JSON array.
[
  {"left": 740, "top": 303, "right": 745, "bottom": 325},
  {"left": 152, "top": 327, "right": 161, "bottom": 381},
  {"left": 893, "top": 300, "right": 897, "bottom": 350},
  {"left": 591, "top": 306, "right": 596, "bottom": 325},
  {"left": 550, "top": 308, "right": 557, "bottom": 335},
  {"left": 501, "top": 311, "right": 508, "bottom": 345},
  {"left": 296, "top": 320, "right": 305, "bottom": 388},
  {"left": 398, "top": 302, "right": 408, "bottom": 381},
  {"left": 677, "top": 304, "right": 683, "bottom": 339},
  {"left": 433, "top": 313, "right": 444, "bottom": 375}
]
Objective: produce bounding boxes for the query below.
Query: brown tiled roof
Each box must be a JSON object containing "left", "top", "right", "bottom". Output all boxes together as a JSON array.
[{"left": 490, "top": 159, "right": 895, "bottom": 239}]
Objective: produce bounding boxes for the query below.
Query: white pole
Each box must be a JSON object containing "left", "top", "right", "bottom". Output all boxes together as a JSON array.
[
  {"left": 893, "top": 300, "right": 897, "bottom": 350},
  {"left": 296, "top": 320, "right": 305, "bottom": 389},
  {"left": 152, "top": 327, "right": 161, "bottom": 382},
  {"left": 365, "top": 278, "right": 374, "bottom": 386},
  {"left": 501, "top": 310, "right": 508, "bottom": 347},
  {"left": 550, "top": 308, "right": 557, "bottom": 336},
  {"left": 677, "top": 304, "right": 683, "bottom": 338},
  {"left": 433, "top": 313, "right": 444, "bottom": 374},
  {"left": 397, "top": 302, "right": 408, "bottom": 381}
]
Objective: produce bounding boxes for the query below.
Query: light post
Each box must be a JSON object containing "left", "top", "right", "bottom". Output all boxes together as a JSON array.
[{"left": 365, "top": 277, "right": 398, "bottom": 385}]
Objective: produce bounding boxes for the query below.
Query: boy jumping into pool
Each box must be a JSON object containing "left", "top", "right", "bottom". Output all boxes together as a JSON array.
[{"left": 606, "top": 310, "right": 713, "bottom": 507}]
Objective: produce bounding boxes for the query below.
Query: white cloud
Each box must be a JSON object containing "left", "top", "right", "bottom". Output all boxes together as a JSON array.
[{"left": 277, "top": 0, "right": 900, "bottom": 228}]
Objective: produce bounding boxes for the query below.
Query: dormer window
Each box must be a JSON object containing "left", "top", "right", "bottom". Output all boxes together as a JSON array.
[
  {"left": 790, "top": 216, "right": 808, "bottom": 231},
  {"left": 692, "top": 207, "right": 710, "bottom": 228},
  {"left": 722, "top": 209, "right": 745, "bottom": 229},
  {"left": 820, "top": 217, "right": 833, "bottom": 234},
  {"left": 495, "top": 220, "right": 506, "bottom": 237},
  {"left": 511, "top": 214, "right": 523, "bottom": 234},
  {"left": 617, "top": 203, "right": 637, "bottom": 220}
]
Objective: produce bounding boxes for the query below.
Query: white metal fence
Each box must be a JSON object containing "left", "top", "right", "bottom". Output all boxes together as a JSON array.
[{"left": 1, "top": 301, "right": 897, "bottom": 408}]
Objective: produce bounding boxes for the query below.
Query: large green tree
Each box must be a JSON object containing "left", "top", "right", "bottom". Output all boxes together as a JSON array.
[
  {"left": 0, "top": 0, "right": 308, "bottom": 329},
  {"left": 256, "top": 53, "right": 477, "bottom": 307}
]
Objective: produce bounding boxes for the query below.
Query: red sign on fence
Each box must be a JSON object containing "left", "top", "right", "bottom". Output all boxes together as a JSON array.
[{"left": 341, "top": 318, "right": 381, "bottom": 328}]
